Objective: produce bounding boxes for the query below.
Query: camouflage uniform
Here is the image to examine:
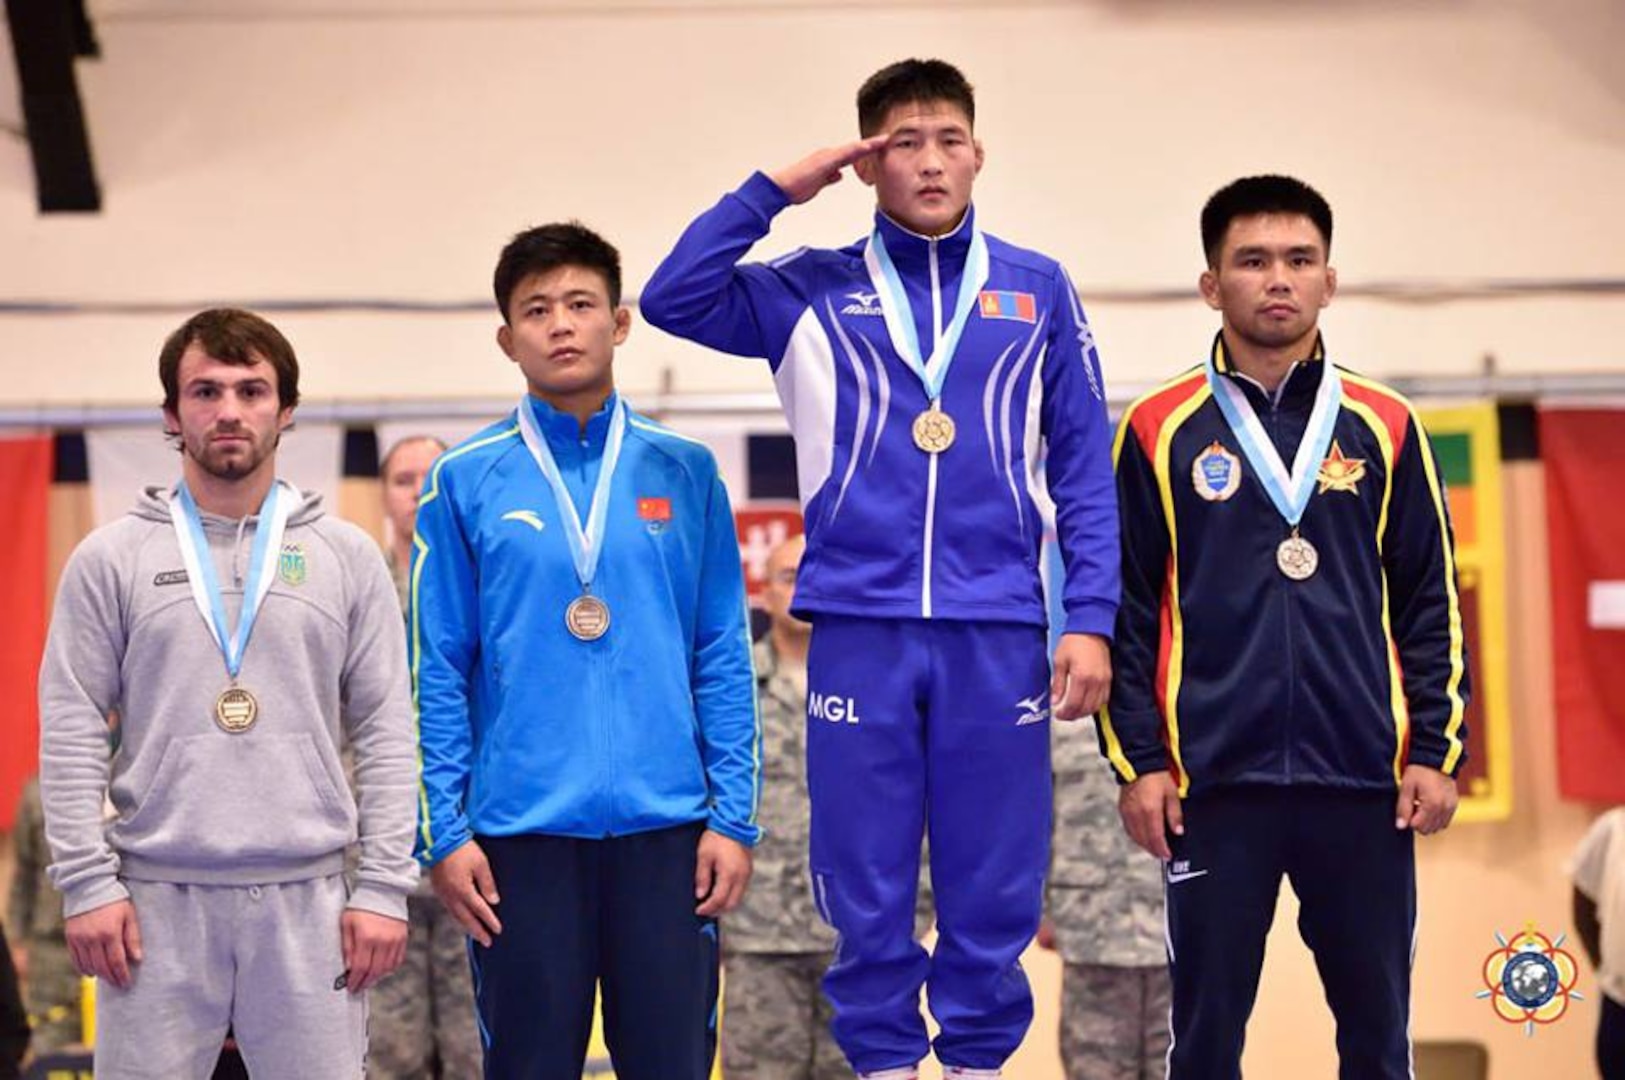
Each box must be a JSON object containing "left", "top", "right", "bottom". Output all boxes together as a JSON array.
[
  {"left": 1048, "top": 718, "right": 1169, "bottom": 1080},
  {"left": 721, "top": 639, "right": 846, "bottom": 1080},
  {"left": 364, "top": 555, "right": 482, "bottom": 1080},
  {"left": 7, "top": 779, "right": 80, "bottom": 1055}
]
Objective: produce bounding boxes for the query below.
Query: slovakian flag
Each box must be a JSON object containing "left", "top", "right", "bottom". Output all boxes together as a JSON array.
[
  {"left": 1542, "top": 406, "right": 1625, "bottom": 802},
  {"left": 978, "top": 289, "right": 1037, "bottom": 323},
  {"left": 0, "top": 435, "right": 52, "bottom": 830}
]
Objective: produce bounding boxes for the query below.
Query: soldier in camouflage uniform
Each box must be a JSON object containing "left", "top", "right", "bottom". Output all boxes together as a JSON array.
[
  {"left": 368, "top": 434, "right": 483, "bottom": 1079},
  {"left": 8, "top": 777, "right": 81, "bottom": 1056},
  {"left": 722, "top": 533, "right": 847, "bottom": 1080},
  {"left": 1042, "top": 717, "right": 1169, "bottom": 1080}
]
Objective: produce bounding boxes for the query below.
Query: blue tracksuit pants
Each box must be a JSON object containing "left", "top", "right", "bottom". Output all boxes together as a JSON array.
[
  {"left": 806, "top": 615, "right": 1052, "bottom": 1074},
  {"left": 1164, "top": 786, "right": 1416, "bottom": 1079}
]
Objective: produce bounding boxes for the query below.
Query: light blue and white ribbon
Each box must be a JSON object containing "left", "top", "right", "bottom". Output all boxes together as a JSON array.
[
  {"left": 170, "top": 479, "right": 294, "bottom": 679},
  {"left": 864, "top": 226, "right": 990, "bottom": 401},
  {"left": 1205, "top": 355, "right": 1342, "bottom": 529},
  {"left": 515, "top": 395, "right": 627, "bottom": 592}
]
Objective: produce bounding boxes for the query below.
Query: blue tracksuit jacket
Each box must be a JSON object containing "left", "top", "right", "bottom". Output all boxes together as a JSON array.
[
  {"left": 641, "top": 172, "right": 1119, "bottom": 634},
  {"left": 411, "top": 394, "right": 761, "bottom": 864}
]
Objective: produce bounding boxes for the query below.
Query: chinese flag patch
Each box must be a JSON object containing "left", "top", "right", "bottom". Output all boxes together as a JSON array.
[{"left": 638, "top": 497, "right": 672, "bottom": 521}]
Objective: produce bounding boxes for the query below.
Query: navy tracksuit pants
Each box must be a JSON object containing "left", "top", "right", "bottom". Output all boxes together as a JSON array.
[
  {"left": 806, "top": 615, "right": 1053, "bottom": 1074},
  {"left": 469, "top": 823, "right": 719, "bottom": 1080},
  {"left": 1164, "top": 786, "right": 1416, "bottom": 1079}
]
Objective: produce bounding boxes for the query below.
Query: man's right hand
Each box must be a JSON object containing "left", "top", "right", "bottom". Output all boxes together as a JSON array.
[
  {"left": 1118, "top": 770, "right": 1184, "bottom": 861},
  {"left": 769, "top": 135, "right": 888, "bottom": 206},
  {"left": 429, "top": 840, "right": 502, "bottom": 947},
  {"left": 65, "top": 898, "right": 142, "bottom": 988}
]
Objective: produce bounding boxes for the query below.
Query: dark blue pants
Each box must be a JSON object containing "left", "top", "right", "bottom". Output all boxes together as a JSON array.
[
  {"left": 470, "top": 823, "right": 719, "bottom": 1080},
  {"left": 806, "top": 615, "right": 1052, "bottom": 1074},
  {"left": 1601, "top": 993, "right": 1625, "bottom": 1080},
  {"left": 1164, "top": 786, "right": 1415, "bottom": 1079}
]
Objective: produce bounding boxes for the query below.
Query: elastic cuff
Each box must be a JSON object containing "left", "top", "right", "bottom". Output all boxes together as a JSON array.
[
  {"left": 347, "top": 884, "right": 410, "bottom": 923},
  {"left": 62, "top": 877, "right": 131, "bottom": 920},
  {"left": 706, "top": 814, "right": 762, "bottom": 848},
  {"left": 1063, "top": 601, "right": 1117, "bottom": 640},
  {"left": 737, "top": 171, "right": 793, "bottom": 220}
]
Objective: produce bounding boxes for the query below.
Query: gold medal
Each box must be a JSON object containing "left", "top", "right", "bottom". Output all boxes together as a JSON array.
[
  {"left": 911, "top": 403, "right": 956, "bottom": 454},
  {"left": 565, "top": 594, "right": 611, "bottom": 641},
  {"left": 215, "top": 686, "right": 259, "bottom": 733},
  {"left": 1276, "top": 532, "right": 1319, "bottom": 581}
]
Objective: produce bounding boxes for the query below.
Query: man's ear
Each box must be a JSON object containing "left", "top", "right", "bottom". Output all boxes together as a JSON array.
[
  {"left": 613, "top": 306, "right": 631, "bottom": 346},
  {"left": 1199, "top": 269, "right": 1222, "bottom": 312},
  {"left": 497, "top": 323, "right": 515, "bottom": 361},
  {"left": 854, "top": 153, "right": 877, "bottom": 187}
]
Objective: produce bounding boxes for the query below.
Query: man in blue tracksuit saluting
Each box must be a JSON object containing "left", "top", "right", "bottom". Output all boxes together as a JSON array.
[
  {"left": 642, "top": 59, "right": 1120, "bottom": 1080},
  {"left": 412, "top": 223, "right": 761, "bottom": 1080}
]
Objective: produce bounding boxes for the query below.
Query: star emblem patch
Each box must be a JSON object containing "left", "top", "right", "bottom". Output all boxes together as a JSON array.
[{"left": 1317, "top": 439, "right": 1367, "bottom": 494}]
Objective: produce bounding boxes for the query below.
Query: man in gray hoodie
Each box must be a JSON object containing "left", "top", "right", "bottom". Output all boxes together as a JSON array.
[{"left": 38, "top": 308, "right": 420, "bottom": 1079}]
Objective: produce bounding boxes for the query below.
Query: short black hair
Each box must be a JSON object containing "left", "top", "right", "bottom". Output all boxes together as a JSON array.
[
  {"left": 857, "top": 59, "right": 975, "bottom": 137},
  {"left": 492, "top": 222, "right": 622, "bottom": 320},
  {"left": 1200, "top": 175, "right": 1333, "bottom": 267}
]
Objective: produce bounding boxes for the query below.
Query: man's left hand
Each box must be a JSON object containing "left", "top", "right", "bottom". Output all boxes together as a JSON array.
[
  {"left": 1051, "top": 633, "right": 1111, "bottom": 721},
  {"left": 1395, "top": 764, "right": 1459, "bottom": 835},
  {"left": 340, "top": 909, "right": 409, "bottom": 994},
  {"left": 695, "top": 830, "right": 753, "bottom": 917}
]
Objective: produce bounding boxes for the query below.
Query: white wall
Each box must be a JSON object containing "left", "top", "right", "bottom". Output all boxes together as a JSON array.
[{"left": 3, "top": 0, "right": 1624, "bottom": 412}]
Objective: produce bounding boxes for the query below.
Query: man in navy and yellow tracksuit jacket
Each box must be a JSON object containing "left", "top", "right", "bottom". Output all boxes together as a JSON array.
[
  {"left": 1103, "top": 176, "right": 1469, "bottom": 1080},
  {"left": 642, "top": 61, "right": 1118, "bottom": 1080}
]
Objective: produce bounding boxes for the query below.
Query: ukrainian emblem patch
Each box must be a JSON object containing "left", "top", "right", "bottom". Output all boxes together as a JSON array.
[
  {"left": 1191, "top": 440, "right": 1242, "bottom": 502},
  {"left": 278, "top": 543, "right": 307, "bottom": 587}
]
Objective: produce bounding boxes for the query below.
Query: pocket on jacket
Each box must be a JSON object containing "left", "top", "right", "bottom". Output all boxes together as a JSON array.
[{"left": 113, "top": 732, "right": 355, "bottom": 867}]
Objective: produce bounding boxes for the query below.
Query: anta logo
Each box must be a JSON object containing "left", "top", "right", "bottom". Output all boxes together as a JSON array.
[
  {"left": 840, "top": 290, "right": 884, "bottom": 316},
  {"left": 501, "top": 509, "right": 547, "bottom": 532},
  {"left": 809, "top": 692, "right": 863, "bottom": 724},
  {"left": 1014, "top": 693, "right": 1050, "bottom": 726},
  {"left": 153, "top": 569, "right": 189, "bottom": 587}
]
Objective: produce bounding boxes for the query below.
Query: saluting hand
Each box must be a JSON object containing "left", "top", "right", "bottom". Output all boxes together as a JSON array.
[
  {"left": 695, "top": 830, "right": 752, "bottom": 917},
  {"left": 430, "top": 839, "right": 503, "bottom": 947},
  {"left": 769, "top": 135, "right": 889, "bottom": 205}
]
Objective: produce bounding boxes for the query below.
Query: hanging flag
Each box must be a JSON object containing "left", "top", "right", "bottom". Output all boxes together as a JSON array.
[
  {"left": 1542, "top": 405, "right": 1625, "bottom": 802},
  {"left": 0, "top": 435, "right": 53, "bottom": 830}
]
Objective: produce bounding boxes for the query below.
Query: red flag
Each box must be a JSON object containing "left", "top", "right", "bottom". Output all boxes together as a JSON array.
[
  {"left": 0, "top": 435, "right": 52, "bottom": 829},
  {"left": 1543, "top": 407, "right": 1625, "bottom": 801}
]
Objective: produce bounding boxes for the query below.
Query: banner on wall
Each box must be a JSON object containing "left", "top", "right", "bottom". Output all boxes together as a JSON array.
[
  {"left": 0, "top": 435, "right": 53, "bottom": 831},
  {"left": 1541, "top": 405, "right": 1625, "bottom": 803},
  {"left": 1419, "top": 402, "right": 1513, "bottom": 822}
]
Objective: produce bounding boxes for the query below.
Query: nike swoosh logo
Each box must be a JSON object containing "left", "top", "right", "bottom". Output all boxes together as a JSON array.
[{"left": 1166, "top": 869, "right": 1210, "bottom": 884}]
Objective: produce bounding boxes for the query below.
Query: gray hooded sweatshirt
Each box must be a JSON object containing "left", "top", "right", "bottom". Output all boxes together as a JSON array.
[{"left": 38, "top": 484, "right": 419, "bottom": 921}]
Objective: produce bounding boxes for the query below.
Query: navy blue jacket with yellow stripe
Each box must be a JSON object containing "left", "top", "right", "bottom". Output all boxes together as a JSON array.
[{"left": 1099, "top": 334, "right": 1470, "bottom": 796}]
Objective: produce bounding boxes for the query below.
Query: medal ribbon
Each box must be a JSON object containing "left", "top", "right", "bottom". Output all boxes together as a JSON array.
[
  {"left": 1205, "top": 343, "right": 1342, "bottom": 530},
  {"left": 515, "top": 394, "right": 627, "bottom": 594},
  {"left": 864, "top": 223, "right": 990, "bottom": 401},
  {"left": 170, "top": 479, "right": 293, "bottom": 680}
]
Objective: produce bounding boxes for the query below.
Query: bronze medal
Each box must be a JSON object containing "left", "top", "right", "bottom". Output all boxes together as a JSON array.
[
  {"left": 215, "top": 686, "right": 259, "bottom": 733},
  {"left": 911, "top": 405, "right": 956, "bottom": 454},
  {"left": 565, "top": 594, "right": 611, "bottom": 641},
  {"left": 1276, "top": 533, "right": 1319, "bottom": 581}
]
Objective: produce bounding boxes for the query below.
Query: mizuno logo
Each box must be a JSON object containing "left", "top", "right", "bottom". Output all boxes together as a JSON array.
[
  {"left": 1167, "top": 859, "right": 1209, "bottom": 885},
  {"left": 501, "top": 510, "right": 546, "bottom": 532},
  {"left": 1014, "top": 693, "right": 1049, "bottom": 726},
  {"left": 840, "top": 290, "right": 884, "bottom": 316}
]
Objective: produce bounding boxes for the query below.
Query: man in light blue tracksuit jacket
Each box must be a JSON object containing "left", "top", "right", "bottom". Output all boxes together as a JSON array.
[
  {"left": 642, "top": 59, "right": 1120, "bottom": 1080},
  {"left": 412, "top": 223, "right": 760, "bottom": 1080}
]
